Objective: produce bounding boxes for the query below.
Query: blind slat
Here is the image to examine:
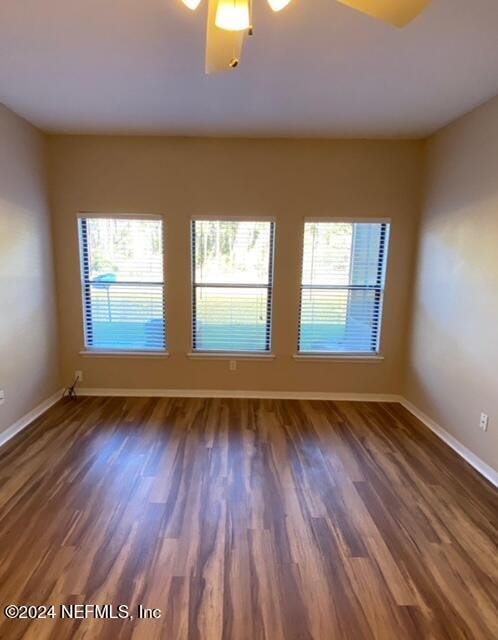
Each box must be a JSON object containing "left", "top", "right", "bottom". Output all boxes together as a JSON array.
[
  {"left": 299, "top": 222, "right": 389, "bottom": 354},
  {"left": 79, "top": 217, "right": 166, "bottom": 352},
  {"left": 192, "top": 220, "right": 275, "bottom": 353}
]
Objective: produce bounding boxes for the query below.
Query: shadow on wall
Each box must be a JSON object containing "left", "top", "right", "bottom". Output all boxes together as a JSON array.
[{"left": 406, "top": 299, "right": 498, "bottom": 469}]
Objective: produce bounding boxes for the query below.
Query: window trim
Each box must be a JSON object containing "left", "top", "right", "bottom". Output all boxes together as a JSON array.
[
  {"left": 76, "top": 212, "right": 163, "bottom": 220},
  {"left": 79, "top": 350, "right": 170, "bottom": 358},
  {"left": 293, "top": 354, "right": 384, "bottom": 362},
  {"left": 193, "top": 215, "right": 276, "bottom": 222},
  {"left": 297, "top": 218, "right": 391, "bottom": 357},
  {"left": 304, "top": 216, "right": 391, "bottom": 224},
  {"left": 77, "top": 213, "right": 167, "bottom": 354},
  {"left": 190, "top": 217, "right": 276, "bottom": 354},
  {"left": 187, "top": 352, "right": 276, "bottom": 360}
]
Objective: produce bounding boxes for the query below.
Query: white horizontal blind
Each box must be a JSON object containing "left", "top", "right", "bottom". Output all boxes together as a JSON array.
[
  {"left": 79, "top": 217, "right": 165, "bottom": 351},
  {"left": 192, "top": 219, "right": 274, "bottom": 352},
  {"left": 299, "top": 221, "right": 390, "bottom": 354}
]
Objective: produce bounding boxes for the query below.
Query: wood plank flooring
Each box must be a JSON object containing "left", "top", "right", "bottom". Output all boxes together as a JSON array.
[{"left": 0, "top": 397, "right": 496, "bottom": 639}]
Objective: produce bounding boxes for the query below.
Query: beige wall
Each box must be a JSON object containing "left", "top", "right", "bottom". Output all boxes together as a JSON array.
[
  {"left": 405, "top": 95, "right": 498, "bottom": 471},
  {"left": 48, "top": 136, "right": 423, "bottom": 394},
  {"left": 4, "top": 101, "right": 497, "bottom": 470},
  {"left": 0, "top": 104, "right": 60, "bottom": 434}
]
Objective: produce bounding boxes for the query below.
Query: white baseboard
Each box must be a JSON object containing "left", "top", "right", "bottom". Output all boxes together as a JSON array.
[
  {"left": 0, "top": 389, "right": 64, "bottom": 450},
  {"left": 400, "top": 398, "right": 498, "bottom": 488},
  {"left": 77, "top": 388, "right": 401, "bottom": 402}
]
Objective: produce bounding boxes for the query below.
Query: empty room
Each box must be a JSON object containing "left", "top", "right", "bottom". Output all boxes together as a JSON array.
[{"left": 0, "top": 0, "right": 497, "bottom": 638}]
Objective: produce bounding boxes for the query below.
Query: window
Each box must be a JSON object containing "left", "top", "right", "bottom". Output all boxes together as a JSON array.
[
  {"left": 192, "top": 219, "right": 275, "bottom": 353},
  {"left": 78, "top": 215, "right": 166, "bottom": 352},
  {"left": 299, "top": 220, "right": 390, "bottom": 355}
]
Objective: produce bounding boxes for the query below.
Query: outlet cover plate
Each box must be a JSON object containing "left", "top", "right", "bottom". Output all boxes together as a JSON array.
[{"left": 480, "top": 413, "right": 489, "bottom": 432}]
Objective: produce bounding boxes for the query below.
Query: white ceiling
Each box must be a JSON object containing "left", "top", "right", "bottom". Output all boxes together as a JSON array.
[{"left": 0, "top": 0, "right": 497, "bottom": 137}]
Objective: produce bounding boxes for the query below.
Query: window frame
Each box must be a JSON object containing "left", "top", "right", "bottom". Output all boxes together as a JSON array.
[
  {"left": 190, "top": 216, "right": 276, "bottom": 355},
  {"left": 297, "top": 217, "right": 391, "bottom": 358},
  {"left": 77, "top": 212, "right": 168, "bottom": 355}
]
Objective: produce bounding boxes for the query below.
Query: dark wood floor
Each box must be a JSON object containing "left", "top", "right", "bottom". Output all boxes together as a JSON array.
[{"left": 0, "top": 397, "right": 496, "bottom": 639}]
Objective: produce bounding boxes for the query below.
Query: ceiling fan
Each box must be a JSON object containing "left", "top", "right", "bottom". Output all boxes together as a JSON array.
[{"left": 180, "top": 0, "right": 431, "bottom": 73}]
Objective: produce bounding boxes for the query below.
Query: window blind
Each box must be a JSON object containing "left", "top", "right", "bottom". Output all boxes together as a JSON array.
[
  {"left": 299, "top": 221, "right": 390, "bottom": 354},
  {"left": 192, "top": 219, "right": 275, "bottom": 352},
  {"left": 78, "top": 216, "right": 166, "bottom": 351}
]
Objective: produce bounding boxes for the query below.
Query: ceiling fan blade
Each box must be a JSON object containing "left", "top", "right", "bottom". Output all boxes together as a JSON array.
[
  {"left": 337, "top": 0, "right": 430, "bottom": 27},
  {"left": 206, "top": 0, "right": 245, "bottom": 73}
]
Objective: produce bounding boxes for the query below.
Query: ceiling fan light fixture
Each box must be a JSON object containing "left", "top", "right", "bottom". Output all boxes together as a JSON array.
[
  {"left": 267, "top": 0, "right": 292, "bottom": 12},
  {"left": 181, "top": 0, "right": 203, "bottom": 9},
  {"left": 179, "top": 0, "right": 432, "bottom": 73},
  {"left": 215, "top": 0, "right": 251, "bottom": 32}
]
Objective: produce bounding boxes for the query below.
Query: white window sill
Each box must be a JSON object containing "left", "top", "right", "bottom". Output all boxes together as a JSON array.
[
  {"left": 79, "top": 350, "right": 170, "bottom": 358},
  {"left": 293, "top": 354, "right": 384, "bottom": 363},
  {"left": 187, "top": 352, "right": 276, "bottom": 361}
]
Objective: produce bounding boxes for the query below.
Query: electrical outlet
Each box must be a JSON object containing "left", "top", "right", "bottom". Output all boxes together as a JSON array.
[
  {"left": 0, "top": 389, "right": 4, "bottom": 405},
  {"left": 229, "top": 360, "right": 237, "bottom": 372},
  {"left": 479, "top": 413, "right": 489, "bottom": 432},
  {"left": 75, "top": 370, "right": 83, "bottom": 383}
]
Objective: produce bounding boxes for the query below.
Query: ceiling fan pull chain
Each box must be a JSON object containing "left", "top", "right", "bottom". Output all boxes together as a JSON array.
[
  {"left": 248, "top": 0, "right": 254, "bottom": 35},
  {"left": 229, "top": 37, "right": 240, "bottom": 68}
]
